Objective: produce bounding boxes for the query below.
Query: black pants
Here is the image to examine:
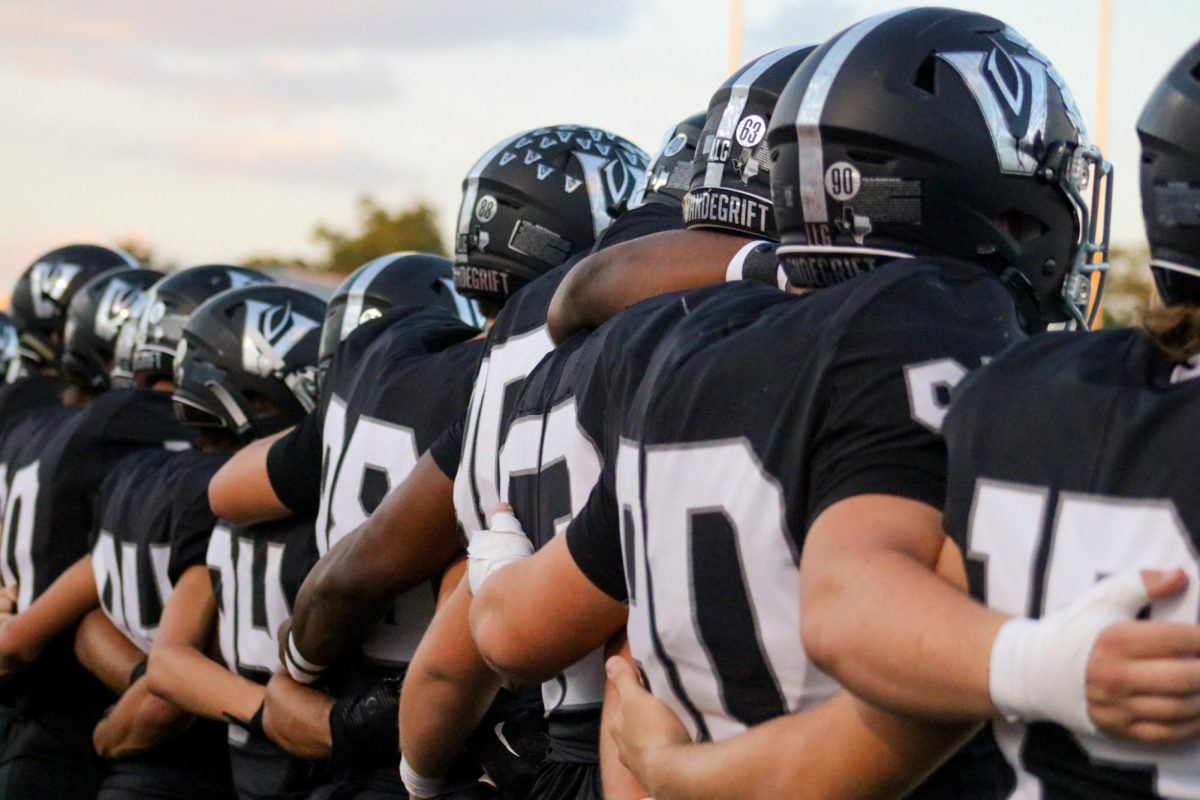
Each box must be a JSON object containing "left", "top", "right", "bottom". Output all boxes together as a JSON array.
[
  {"left": 0, "top": 713, "right": 106, "bottom": 800},
  {"left": 529, "top": 760, "right": 602, "bottom": 800}
]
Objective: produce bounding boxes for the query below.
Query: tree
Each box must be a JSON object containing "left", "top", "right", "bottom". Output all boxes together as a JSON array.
[
  {"left": 114, "top": 236, "right": 177, "bottom": 270},
  {"left": 311, "top": 196, "right": 446, "bottom": 274},
  {"left": 1099, "top": 243, "right": 1154, "bottom": 328}
]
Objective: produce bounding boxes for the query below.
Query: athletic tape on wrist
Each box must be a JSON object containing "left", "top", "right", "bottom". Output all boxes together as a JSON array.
[
  {"left": 467, "top": 512, "right": 534, "bottom": 594},
  {"left": 400, "top": 754, "right": 448, "bottom": 799},
  {"left": 284, "top": 631, "right": 327, "bottom": 685}
]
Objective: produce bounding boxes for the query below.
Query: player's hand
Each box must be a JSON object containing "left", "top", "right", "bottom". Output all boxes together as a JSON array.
[
  {"left": 605, "top": 656, "right": 689, "bottom": 788},
  {"left": 467, "top": 505, "right": 533, "bottom": 595},
  {"left": 0, "top": 612, "right": 25, "bottom": 676},
  {"left": 1086, "top": 569, "right": 1200, "bottom": 743},
  {"left": 0, "top": 585, "right": 18, "bottom": 615}
]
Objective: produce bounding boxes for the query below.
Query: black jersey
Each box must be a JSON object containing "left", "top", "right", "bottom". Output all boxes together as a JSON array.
[
  {"left": 0, "top": 374, "right": 60, "bottom": 441},
  {"left": 495, "top": 292, "right": 690, "bottom": 763},
  {"left": 93, "top": 448, "right": 229, "bottom": 653},
  {"left": 0, "top": 388, "right": 191, "bottom": 610},
  {"left": 453, "top": 201, "right": 683, "bottom": 539},
  {"left": 207, "top": 512, "right": 324, "bottom": 797},
  {"left": 944, "top": 328, "right": 1200, "bottom": 799},
  {"left": 265, "top": 306, "right": 483, "bottom": 674},
  {"left": 565, "top": 260, "right": 1023, "bottom": 794},
  {"left": 91, "top": 447, "right": 234, "bottom": 796}
]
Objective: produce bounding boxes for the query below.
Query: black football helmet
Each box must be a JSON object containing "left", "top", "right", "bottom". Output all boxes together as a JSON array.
[
  {"left": 1138, "top": 38, "right": 1200, "bottom": 307},
  {"left": 132, "top": 265, "right": 271, "bottom": 385},
  {"left": 10, "top": 244, "right": 140, "bottom": 368},
  {"left": 684, "top": 47, "right": 816, "bottom": 240},
  {"left": 629, "top": 112, "right": 706, "bottom": 209},
  {"left": 0, "top": 313, "right": 21, "bottom": 384},
  {"left": 173, "top": 285, "right": 325, "bottom": 443},
  {"left": 768, "top": 8, "right": 1111, "bottom": 330},
  {"left": 63, "top": 267, "right": 164, "bottom": 392},
  {"left": 320, "top": 251, "right": 479, "bottom": 373},
  {"left": 453, "top": 124, "right": 649, "bottom": 306}
]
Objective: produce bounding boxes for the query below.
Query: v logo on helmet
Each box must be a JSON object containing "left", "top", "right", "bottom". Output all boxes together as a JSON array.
[
  {"left": 242, "top": 300, "right": 320, "bottom": 377},
  {"left": 939, "top": 45, "right": 1047, "bottom": 176},
  {"left": 94, "top": 278, "right": 143, "bottom": 341},
  {"left": 29, "top": 261, "right": 82, "bottom": 319}
]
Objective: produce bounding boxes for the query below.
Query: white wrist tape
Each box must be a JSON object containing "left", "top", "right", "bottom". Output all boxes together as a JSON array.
[
  {"left": 283, "top": 630, "right": 327, "bottom": 685},
  {"left": 467, "top": 511, "right": 534, "bottom": 595},
  {"left": 988, "top": 570, "right": 1152, "bottom": 735},
  {"left": 400, "top": 754, "right": 448, "bottom": 799}
]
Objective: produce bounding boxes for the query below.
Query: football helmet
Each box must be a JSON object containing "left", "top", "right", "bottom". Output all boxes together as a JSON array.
[
  {"left": 132, "top": 265, "right": 271, "bottom": 386},
  {"left": 320, "top": 251, "right": 479, "bottom": 374},
  {"left": 629, "top": 112, "right": 706, "bottom": 209},
  {"left": 684, "top": 47, "right": 816, "bottom": 240},
  {"left": 10, "top": 244, "right": 140, "bottom": 368},
  {"left": 0, "top": 313, "right": 21, "bottom": 384},
  {"left": 1138, "top": 38, "right": 1200, "bottom": 307},
  {"left": 768, "top": 8, "right": 1111, "bottom": 330},
  {"left": 173, "top": 284, "right": 325, "bottom": 443},
  {"left": 453, "top": 124, "right": 649, "bottom": 306},
  {"left": 63, "top": 267, "right": 164, "bottom": 392}
]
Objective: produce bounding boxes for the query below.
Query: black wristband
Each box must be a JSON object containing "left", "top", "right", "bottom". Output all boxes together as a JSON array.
[
  {"left": 223, "top": 700, "right": 266, "bottom": 740},
  {"left": 742, "top": 243, "right": 782, "bottom": 286},
  {"left": 328, "top": 678, "right": 401, "bottom": 770},
  {"left": 128, "top": 659, "right": 148, "bottom": 687}
]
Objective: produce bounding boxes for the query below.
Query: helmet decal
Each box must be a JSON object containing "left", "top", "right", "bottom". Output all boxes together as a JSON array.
[
  {"left": 92, "top": 277, "right": 145, "bottom": 341},
  {"left": 29, "top": 261, "right": 83, "bottom": 319},
  {"left": 242, "top": 300, "right": 321, "bottom": 377},
  {"left": 940, "top": 44, "right": 1049, "bottom": 176}
]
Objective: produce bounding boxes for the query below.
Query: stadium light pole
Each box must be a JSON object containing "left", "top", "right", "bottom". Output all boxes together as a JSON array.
[
  {"left": 728, "top": 0, "right": 744, "bottom": 74},
  {"left": 1092, "top": 0, "right": 1113, "bottom": 327}
]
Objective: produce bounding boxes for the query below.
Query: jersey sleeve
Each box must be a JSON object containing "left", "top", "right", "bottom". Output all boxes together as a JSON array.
[
  {"left": 169, "top": 469, "right": 220, "bottom": 583},
  {"left": 565, "top": 465, "right": 627, "bottom": 602},
  {"left": 805, "top": 267, "right": 1023, "bottom": 529},
  {"left": 266, "top": 410, "right": 323, "bottom": 517},
  {"left": 428, "top": 414, "right": 465, "bottom": 479},
  {"left": 90, "top": 470, "right": 119, "bottom": 550}
]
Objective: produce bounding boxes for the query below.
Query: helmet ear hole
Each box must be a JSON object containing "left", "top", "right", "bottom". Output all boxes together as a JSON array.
[
  {"left": 996, "top": 209, "right": 1049, "bottom": 244},
  {"left": 913, "top": 55, "right": 938, "bottom": 95}
]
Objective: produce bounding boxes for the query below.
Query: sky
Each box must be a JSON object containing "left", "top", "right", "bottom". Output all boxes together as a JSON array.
[{"left": 1, "top": 0, "right": 1196, "bottom": 291}]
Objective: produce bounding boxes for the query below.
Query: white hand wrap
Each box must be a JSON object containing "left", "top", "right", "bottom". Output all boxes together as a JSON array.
[
  {"left": 283, "top": 630, "right": 327, "bottom": 685},
  {"left": 400, "top": 754, "right": 448, "bottom": 799},
  {"left": 989, "top": 570, "right": 1152, "bottom": 735},
  {"left": 467, "top": 511, "right": 534, "bottom": 595}
]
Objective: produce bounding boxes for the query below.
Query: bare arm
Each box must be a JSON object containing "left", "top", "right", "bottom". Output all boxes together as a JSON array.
[
  {"left": 289, "top": 452, "right": 463, "bottom": 666},
  {"left": 399, "top": 568, "right": 503, "bottom": 778},
  {"left": 262, "top": 670, "right": 334, "bottom": 760},
  {"left": 470, "top": 533, "right": 627, "bottom": 683},
  {"left": 606, "top": 655, "right": 972, "bottom": 800},
  {"left": 207, "top": 427, "right": 292, "bottom": 524},
  {"left": 0, "top": 554, "right": 98, "bottom": 673},
  {"left": 74, "top": 607, "right": 146, "bottom": 694},
  {"left": 92, "top": 677, "right": 191, "bottom": 759},
  {"left": 800, "top": 494, "right": 1200, "bottom": 741},
  {"left": 547, "top": 229, "right": 750, "bottom": 342},
  {"left": 147, "top": 565, "right": 264, "bottom": 723}
]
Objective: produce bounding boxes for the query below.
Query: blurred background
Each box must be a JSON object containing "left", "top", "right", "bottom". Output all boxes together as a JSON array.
[{"left": 2, "top": 0, "right": 1195, "bottom": 323}]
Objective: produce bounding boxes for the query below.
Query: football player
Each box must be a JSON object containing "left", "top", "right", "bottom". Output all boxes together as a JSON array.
[
  {"left": 934, "top": 37, "right": 1200, "bottom": 797},
  {"left": 207, "top": 252, "right": 489, "bottom": 798},
  {"left": 456, "top": 51, "right": 810, "bottom": 800},
  {"left": 0, "top": 244, "right": 141, "bottom": 433},
  {"left": 469, "top": 9, "right": 1200, "bottom": 799},
  {"left": 0, "top": 264, "right": 174, "bottom": 799},
  {"left": 147, "top": 283, "right": 329, "bottom": 800},
  {"left": 78, "top": 266, "right": 271, "bottom": 798}
]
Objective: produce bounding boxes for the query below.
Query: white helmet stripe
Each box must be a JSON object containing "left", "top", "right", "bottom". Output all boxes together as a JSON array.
[
  {"left": 456, "top": 129, "right": 537, "bottom": 248},
  {"left": 705, "top": 45, "right": 811, "bottom": 188},
  {"left": 795, "top": 8, "right": 909, "bottom": 224},
  {"left": 338, "top": 253, "right": 414, "bottom": 341}
]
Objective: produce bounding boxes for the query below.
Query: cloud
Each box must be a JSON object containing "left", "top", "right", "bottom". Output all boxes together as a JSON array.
[
  {"left": 168, "top": 129, "right": 416, "bottom": 188},
  {"left": 743, "top": 0, "right": 861, "bottom": 59},
  {"left": 0, "top": 0, "right": 637, "bottom": 53}
]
